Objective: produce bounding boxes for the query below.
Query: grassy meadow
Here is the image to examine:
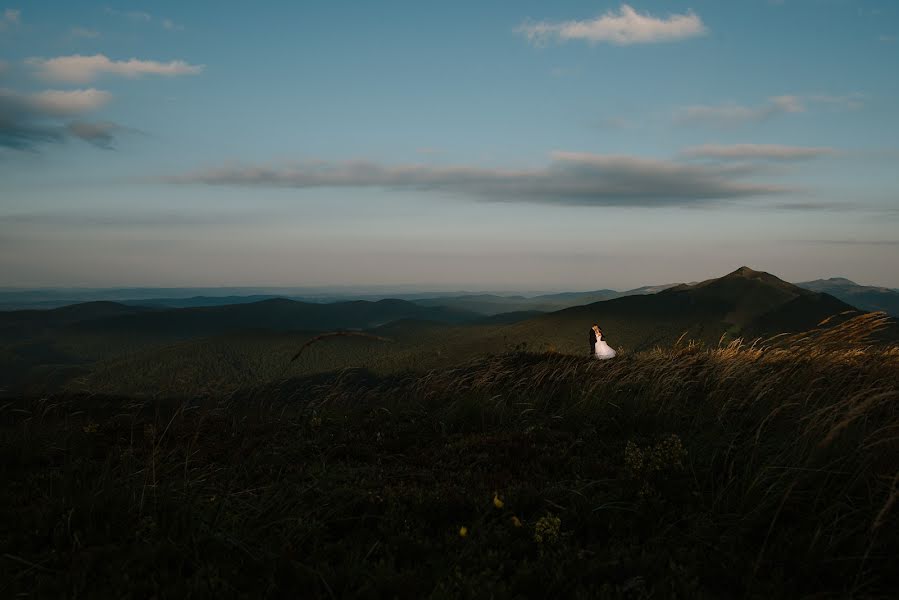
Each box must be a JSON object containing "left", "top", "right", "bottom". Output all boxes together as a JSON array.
[{"left": 2, "top": 312, "right": 897, "bottom": 597}]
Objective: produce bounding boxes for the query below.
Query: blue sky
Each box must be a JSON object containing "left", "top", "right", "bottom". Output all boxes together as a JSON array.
[{"left": 1, "top": 1, "right": 897, "bottom": 290}]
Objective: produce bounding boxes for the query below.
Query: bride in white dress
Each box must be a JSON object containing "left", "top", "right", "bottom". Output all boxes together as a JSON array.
[{"left": 592, "top": 325, "right": 617, "bottom": 360}]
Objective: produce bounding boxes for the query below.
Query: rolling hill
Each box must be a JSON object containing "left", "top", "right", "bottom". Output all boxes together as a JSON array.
[
  {"left": 0, "top": 298, "right": 480, "bottom": 394},
  {"left": 53, "top": 266, "right": 878, "bottom": 397},
  {"left": 0, "top": 301, "right": 154, "bottom": 341},
  {"left": 797, "top": 277, "right": 899, "bottom": 317},
  {"left": 480, "top": 266, "right": 863, "bottom": 356},
  {"left": 2, "top": 297, "right": 480, "bottom": 339}
]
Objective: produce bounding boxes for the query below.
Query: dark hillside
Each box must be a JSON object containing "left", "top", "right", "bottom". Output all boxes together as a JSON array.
[
  {"left": 69, "top": 298, "right": 481, "bottom": 338},
  {"left": 2, "top": 313, "right": 896, "bottom": 598},
  {"left": 499, "top": 267, "right": 862, "bottom": 354}
]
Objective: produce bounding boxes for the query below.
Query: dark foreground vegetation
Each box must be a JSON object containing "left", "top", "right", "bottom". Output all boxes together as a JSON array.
[{"left": 2, "top": 313, "right": 898, "bottom": 598}]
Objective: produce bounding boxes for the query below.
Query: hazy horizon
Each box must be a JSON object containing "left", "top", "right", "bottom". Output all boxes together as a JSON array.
[
  {"left": 2, "top": 2, "right": 898, "bottom": 289},
  {"left": 0, "top": 265, "right": 894, "bottom": 298}
]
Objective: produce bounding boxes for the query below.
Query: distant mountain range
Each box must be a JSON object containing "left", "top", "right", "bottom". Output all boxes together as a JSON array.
[
  {"left": 796, "top": 278, "right": 899, "bottom": 317},
  {"left": 411, "top": 284, "right": 679, "bottom": 315},
  {"left": 2, "top": 266, "right": 895, "bottom": 396},
  {"left": 3, "top": 277, "right": 896, "bottom": 317},
  {"left": 0, "top": 298, "right": 480, "bottom": 343}
]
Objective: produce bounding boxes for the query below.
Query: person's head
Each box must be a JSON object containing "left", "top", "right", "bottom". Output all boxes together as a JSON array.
[{"left": 592, "top": 324, "right": 601, "bottom": 335}]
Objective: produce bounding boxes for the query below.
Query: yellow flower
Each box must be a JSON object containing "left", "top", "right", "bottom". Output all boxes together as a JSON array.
[
  {"left": 459, "top": 526, "right": 468, "bottom": 538},
  {"left": 82, "top": 421, "right": 99, "bottom": 434},
  {"left": 493, "top": 493, "right": 504, "bottom": 509},
  {"left": 511, "top": 515, "right": 523, "bottom": 528}
]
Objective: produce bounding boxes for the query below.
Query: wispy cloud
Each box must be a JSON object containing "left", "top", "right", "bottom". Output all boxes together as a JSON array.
[
  {"left": 0, "top": 87, "right": 126, "bottom": 151},
  {"left": 0, "top": 7, "right": 20, "bottom": 31},
  {"left": 70, "top": 26, "right": 100, "bottom": 39},
  {"left": 106, "top": 8, "right": 151, "bottom": 22},
  {"left": 682, "top": 144, "right": 837, "bottom": 161},
  {"left": 65, "top": 121, "right": 130, "bottom": 149},
  {"left": 676, "top": 93, "right": 863, "bottom": 126},
  {"left": 161, "top": 18, "right": 183, "bottom": 32},
  {"left": 27, "top": 54, "right": 204, "bottom": 84},
  {"left": 166, "top": 151, "right": 787, "bottom": 208},
  {"left": 676, "top": 96, "right": 804, "bottom": 126},
  {"left": 106, "top": 8, "right": 182, "bottom": 31},
  {"left": 789, "top": 239, "right": 899, "bottom": 246},
  {"left": 0, "top": 211, "right": 261, "bottom": 228},
  {"left": 879, "top": 34, "right": 897, "bottom": 43},
  {"left": 517, "top": 4, "right": 706, "bottom": 46},
  {"left": 806, "top": 93, "right": 865, "bottom": 110}
]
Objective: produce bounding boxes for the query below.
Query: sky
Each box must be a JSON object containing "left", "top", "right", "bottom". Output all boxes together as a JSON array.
[{"left": 1, "top": 0, "right": 898, "bottom": 291}]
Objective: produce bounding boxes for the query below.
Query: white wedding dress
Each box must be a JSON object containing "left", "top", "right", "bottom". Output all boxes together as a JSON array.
[{"left": 594, "top": 334, "right": 617, "bottom": 360}]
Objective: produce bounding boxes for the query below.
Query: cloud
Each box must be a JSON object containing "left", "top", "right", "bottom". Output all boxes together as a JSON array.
[
  {"left": 517, "top": 4, "right": 706, "bottom": 46},
  {"left": 0, "top": 87, "right": 124, "bottom": 151},
  {"left": 65, "top": 121, "right": 129, "bottom": 149},
  {"left": 70, "top": 26, "right": 100, "bottom": 39},
  {"left": 1, "top": 87, "right": 110, "bottom": 117},
  {"left": 880, "top": 34, "right": 897, "bottom": 43},
  {"left": 27, "top": 54, "right": 204, "bottom": 84},
  {"left": 675, "top": 93, "right": 864, "bottom": 126},
  {"left": 162, "top": 18, "right": 184, "bottom": 32},
  {"left": 166, "top": 152, "right": 787, "bottom": 207},
  {"left": 28, "top": 88, "right": 112, "bottom": 115},
  {"left": 790, "top": 239, "right": 899, "bottom": 246},
  {"left": 106, "top": 8, "right": 182, "bottom": 31},
  {"left": 105, "top": 8, "right": 152, "bottom": 22},
  {"left": 0, "top": 211, "right": 262, "bottom": 228},
  {"left": 682, "top": 144, "right": 837, "bottom": 161},
  {"left": 676, "top": 96, "right": 805, "bottom": 126},
  {"left": 805, "top": 93, "right": 865, "bottom": 110},
  {"left": 0, "top": 7, "right": 20, "bottom": 31}
]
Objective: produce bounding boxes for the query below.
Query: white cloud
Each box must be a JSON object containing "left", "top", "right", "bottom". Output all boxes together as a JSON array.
[
  {"left": 682, "top": 144, "right": 837, "bottom": 161},
  {"left": 517, "top": 4, "right": 706, "bottom": 46},
  {"left": 27, "top": 54, "right": 204, "bottom": 84},
  {"left": 166, "top": 151, "right": 786, "bottom": 207},
  {"left": 1, "top": 87, "right": 111, "bottom": 117},
  {"left": 29, "top": 88, "right": 112, "bottom": 115},
  {"left": 880, "top": 34, "right": 897, "bottom": 43}
]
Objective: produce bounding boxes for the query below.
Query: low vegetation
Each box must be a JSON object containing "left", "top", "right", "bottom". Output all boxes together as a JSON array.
[{"left": 2, "top": 313, "right": 897, "bottom": 597}]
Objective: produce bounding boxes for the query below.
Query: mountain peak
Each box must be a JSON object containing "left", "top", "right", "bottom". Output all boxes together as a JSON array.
[
  {"left": 720, "top": 266, "right": 792, "bottom": 285},
  {"left": 726, "top": 266, "right": 766, "bottom": 278}
]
